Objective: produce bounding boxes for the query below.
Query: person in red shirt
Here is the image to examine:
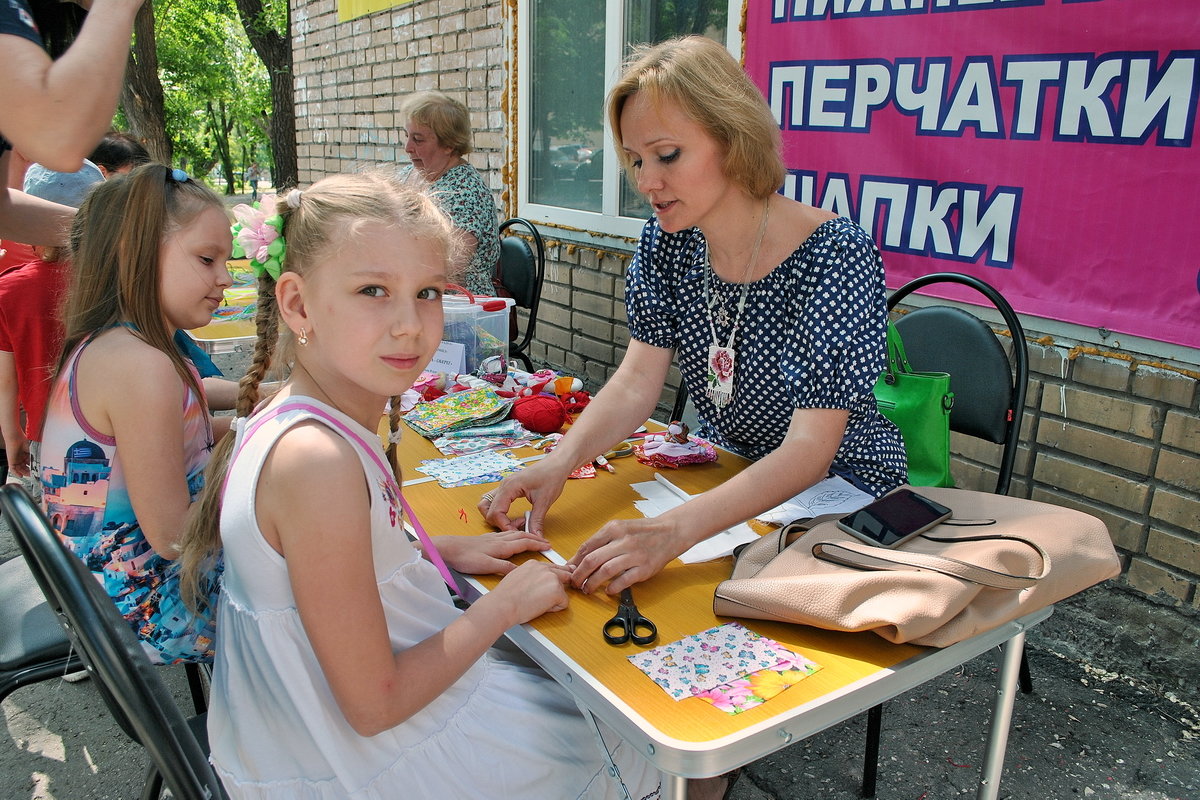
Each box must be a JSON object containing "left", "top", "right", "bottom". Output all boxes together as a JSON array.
[{"left": 0, "top": 160, "right": 103, "bottom": 480}]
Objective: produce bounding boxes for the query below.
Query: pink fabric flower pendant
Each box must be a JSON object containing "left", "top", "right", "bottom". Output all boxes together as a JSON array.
[{"left": 707, "top": 344, "right": 737, "bottom": 407}]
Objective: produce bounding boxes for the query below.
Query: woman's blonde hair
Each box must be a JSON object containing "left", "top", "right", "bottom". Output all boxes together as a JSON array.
[
  {"left": 402, "top": 91, "right": 473, "bottom": 157},
  {"left": 179, "top": 171, "right": 462, "bottom": 611},
  {"left": 58, "top": 163, "right": 225, "bottom": 408},
  {"left": 607, "top": 36, "right": 785, "bottom": 199}
]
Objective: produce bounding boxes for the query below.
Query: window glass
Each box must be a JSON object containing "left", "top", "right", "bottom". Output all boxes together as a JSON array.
[
  {"left": 524, "top": 1, "right": 730, "bottom": 226},
  {"left": 619, "top": 1, "right": 729, "bottom": 218},
  {"left": 529, "top": 1, "right": 606, "bottom": 212}
]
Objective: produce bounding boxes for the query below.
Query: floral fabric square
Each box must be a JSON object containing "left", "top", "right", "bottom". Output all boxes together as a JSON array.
[
  {"left": 415, "top": 450, "right": 524, "bottom": 488},
  {"left": 692, "top": 654, "right": 821, "bottom": 714},
  {"left": 626, "top": 621, "right": 812, "bottom": 700}
]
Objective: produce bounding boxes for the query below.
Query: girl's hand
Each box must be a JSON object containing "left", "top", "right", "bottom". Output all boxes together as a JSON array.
[
  {"left": 431, "top": 530, "right": 552, "bottom": 576},
  {"left": 569, "top": 516, "right": 690, "bottom": 595},
  {"left": 482, "top": 561, "right": 573, "bottom": 626}
]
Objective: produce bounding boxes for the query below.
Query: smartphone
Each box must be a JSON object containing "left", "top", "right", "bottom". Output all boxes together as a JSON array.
[{"left": 836, "top": 489, "right": 953, "bottom": 548}]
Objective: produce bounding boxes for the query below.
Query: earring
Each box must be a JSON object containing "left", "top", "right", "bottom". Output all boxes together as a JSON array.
[{"left": 298, "top": 328, "right": 308, "bottom": 346}]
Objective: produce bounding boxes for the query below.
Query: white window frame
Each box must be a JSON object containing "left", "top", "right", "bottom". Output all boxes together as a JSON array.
[{"left": 514, "top": 0, "right": 743, "bottom": 240}]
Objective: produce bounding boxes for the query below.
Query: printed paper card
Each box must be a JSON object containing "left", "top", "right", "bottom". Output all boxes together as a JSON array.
[
  {"left": 626, "top": 622, "right": 804, "bottom": 700},
  {"left": 692, "top": 653, "right": 822, "bottom": 714}
]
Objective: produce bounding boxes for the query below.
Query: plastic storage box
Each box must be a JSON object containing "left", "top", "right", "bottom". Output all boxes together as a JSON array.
[{"left": 439, "top": 293, "right": 514, "bottom": 374}]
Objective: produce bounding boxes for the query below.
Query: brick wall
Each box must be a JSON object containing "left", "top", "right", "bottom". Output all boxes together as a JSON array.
[
  {"left": 290, "top": 0, "right": 1200, "bottom": 610},
  {"left": 292, "top": 0, "right": 506, "bottom": 194}
]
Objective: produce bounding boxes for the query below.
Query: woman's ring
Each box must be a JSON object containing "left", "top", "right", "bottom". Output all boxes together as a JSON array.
[{"left": 480, "top": 491, "right": 495, "bottom": 503}]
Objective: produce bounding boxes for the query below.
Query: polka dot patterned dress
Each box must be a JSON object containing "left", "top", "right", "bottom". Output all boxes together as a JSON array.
[{"left": 625, "top": 215, "right": 908, "bottom": 497}]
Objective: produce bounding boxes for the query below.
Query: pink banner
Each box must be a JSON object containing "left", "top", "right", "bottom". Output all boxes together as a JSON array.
[{"left": 745, "top": 0, "right": 1200, "bottom": 348}]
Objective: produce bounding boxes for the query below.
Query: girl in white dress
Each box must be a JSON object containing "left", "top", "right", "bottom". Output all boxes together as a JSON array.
[{"left": 177, "top": 173, "right": 675, "bottom": 800}]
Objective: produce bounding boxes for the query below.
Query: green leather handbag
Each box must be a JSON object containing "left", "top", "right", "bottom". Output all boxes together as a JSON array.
[{"left": 873, "top": 323, "right": 955, "bottom": 487}]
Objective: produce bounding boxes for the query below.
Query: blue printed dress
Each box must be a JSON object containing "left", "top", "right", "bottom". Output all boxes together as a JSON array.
[
  {"left": 625, "top": 215, "right": 907, "bottom": 496},
  {"left": 39, "top": 336, "right": 220, "bottom": 664}
]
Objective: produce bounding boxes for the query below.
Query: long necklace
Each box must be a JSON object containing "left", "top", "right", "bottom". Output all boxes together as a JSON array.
[{"left": 702, "top": 199, "right": 771, "bottom": 408}]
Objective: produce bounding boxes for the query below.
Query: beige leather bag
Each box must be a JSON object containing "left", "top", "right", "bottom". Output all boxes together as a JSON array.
[{"left": 713, "top": 486, "right": 1120, "bottom": 647}]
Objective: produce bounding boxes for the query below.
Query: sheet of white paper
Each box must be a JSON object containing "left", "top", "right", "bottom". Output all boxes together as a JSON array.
[
  {"left": 754, "top": 475, "right": 874, "bottom": 525},
  {"left": 630, "top": 479, "right": 760, "bottom": 563}
]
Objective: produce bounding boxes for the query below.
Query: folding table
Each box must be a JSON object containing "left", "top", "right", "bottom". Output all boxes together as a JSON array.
[{"left": 398, "top": 428, "right": 1047, "bottom": 799}]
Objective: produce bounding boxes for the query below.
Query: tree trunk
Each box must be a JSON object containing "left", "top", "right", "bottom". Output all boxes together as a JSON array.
[
  {"left": 234, "top": 0, "right": 297, "bottom": 189},
  {"left": 120, "top": 1, "right": 170, "bottom": 163},
  {"left": 206, "top": 100, "right": 236, "bottom": 195}
]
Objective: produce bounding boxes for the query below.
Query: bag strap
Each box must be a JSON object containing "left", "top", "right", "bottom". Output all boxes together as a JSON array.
[
  {"left": 812, "top": 531, "right": 1050, "bottom": 589},
  {"left": 730, "top": 512, "right": 846, "bottom": 578},
  {"left": 883, "top": 322, "right": 913, "bottom": 381}
]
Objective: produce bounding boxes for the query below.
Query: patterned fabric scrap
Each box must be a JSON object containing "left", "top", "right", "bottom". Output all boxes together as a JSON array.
[
  {"left": 691, "top": 653, "right": 821, "bottom": 714},
  {"left": 415, "top": 449, "right": 525, "bottom": 488},
  {"left": 404, "top": 387, "right": 510, "bottom": 438},
  {"left": 626, "top": 621, "right": 817, "bottom": 702}
]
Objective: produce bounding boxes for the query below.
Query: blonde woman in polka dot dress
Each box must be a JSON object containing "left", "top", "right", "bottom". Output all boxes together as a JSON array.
[{"left": 482, "top": 36, "right": 907, "bottom": 598}]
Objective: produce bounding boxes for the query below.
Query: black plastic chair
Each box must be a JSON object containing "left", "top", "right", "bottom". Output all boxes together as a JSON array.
[
  {"left": 861, "top": 271, "right": 1029, "bottom": 798},
  {"left": 0, "top": 554, "right": 85, "bottom": 703},
  {"left": 0, "top": 484, "right": 226, "bottom": 800},
  {"left": 887, "top": 272, "right": 1028, "bottom": 496},
  {"left": 496, "top": 217, "right": 546, "bottom": 372},
  {"left": 1, "top": 452, "right": 86, "bottom": 702}
]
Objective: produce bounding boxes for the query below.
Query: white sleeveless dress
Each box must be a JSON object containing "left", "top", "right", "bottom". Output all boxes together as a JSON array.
[{"left": 208, "top": 397, "right": 662, "bottom": 800}]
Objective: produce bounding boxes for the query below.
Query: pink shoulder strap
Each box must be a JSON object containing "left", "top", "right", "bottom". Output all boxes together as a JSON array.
[{"left": 230, "top": 400, "right": 461, "bottom": 595}]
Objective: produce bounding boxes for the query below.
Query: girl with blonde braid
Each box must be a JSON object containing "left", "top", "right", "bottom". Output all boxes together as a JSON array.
[{"left": 179, "top": 173, "right": 675, "bottom": 799}]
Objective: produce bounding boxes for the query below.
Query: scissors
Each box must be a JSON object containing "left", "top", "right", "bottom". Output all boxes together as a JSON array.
[
  {"left": 602, "top": 441, "right": 636, "bottom": 461},
  {"left": 602, "top": 588, "right": 658, "bottom": 646}
]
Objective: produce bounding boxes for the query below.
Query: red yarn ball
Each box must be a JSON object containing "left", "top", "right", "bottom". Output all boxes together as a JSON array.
[{"left": 511, "top": 394, "right": 567, "bottom": 434}]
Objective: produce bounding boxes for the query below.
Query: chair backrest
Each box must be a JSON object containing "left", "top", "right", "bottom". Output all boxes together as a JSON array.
[
  {"left": 497, "top": 217, "right": 546, "bottom": 359},
  {"left": 0, "top": 484, "right": 225, "bottom": 800},
  {"left": 887, "top": 272, "right": 1029, "bottom": 495}
]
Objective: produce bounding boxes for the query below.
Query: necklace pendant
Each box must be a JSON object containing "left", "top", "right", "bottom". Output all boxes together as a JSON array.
[
  {"left": 706, "top": 344, "right": 737, "bottom": 408},
  {"left": 712, "top": 305, "right": 731, "bottom": 328}
]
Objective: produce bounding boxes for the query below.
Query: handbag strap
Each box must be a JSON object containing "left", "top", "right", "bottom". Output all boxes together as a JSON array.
[
  {"left": 812, "top": 531, "right": 1050, "bottom": 589},
  {"left": 730, "top": 513, "right": 846, "bottom": 578},
  {"left": 883, "top": 322, "right": 913, "bottom": 381}
]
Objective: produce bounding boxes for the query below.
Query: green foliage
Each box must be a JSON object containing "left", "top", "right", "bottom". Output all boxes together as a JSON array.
[{"left": 154, "top": 0, "right": 270, "bottom": 191}]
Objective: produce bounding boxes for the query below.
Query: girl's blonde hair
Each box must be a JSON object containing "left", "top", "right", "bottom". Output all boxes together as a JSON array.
[
  {"left": 402, "top": 91, "right": 474, "bottom": 157},
  {"left": 59, "top": 163, "right": 225, "bottom": 409},
  {"left": 179, "top": 171, "right": 461, "bottom": 610},
  {"left": 607, "top": 36, "right": 785, "bottom": 199}
]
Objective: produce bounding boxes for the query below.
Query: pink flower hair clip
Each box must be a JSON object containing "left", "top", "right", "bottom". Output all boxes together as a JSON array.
[{"left": 231, "top": 194, "right": 286, "bottom": 280}]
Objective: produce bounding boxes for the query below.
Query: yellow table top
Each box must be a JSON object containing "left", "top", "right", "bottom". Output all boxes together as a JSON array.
[{"left": 398, "top": 428, "right": 924, "bottom": 746}]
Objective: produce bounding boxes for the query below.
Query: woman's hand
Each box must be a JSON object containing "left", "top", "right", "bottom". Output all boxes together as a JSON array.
[
  {"left": 477, "top": 457, "right": 573, "bottom": 535},
  {"left": 568, "top": 515, "right": 693, "bottom": 595},
  {"left": 481, "top": 560, "right": 573, "bottom": 626},
  {"left": 430, "top": 529, "right": 553, "bottom": 576}
]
